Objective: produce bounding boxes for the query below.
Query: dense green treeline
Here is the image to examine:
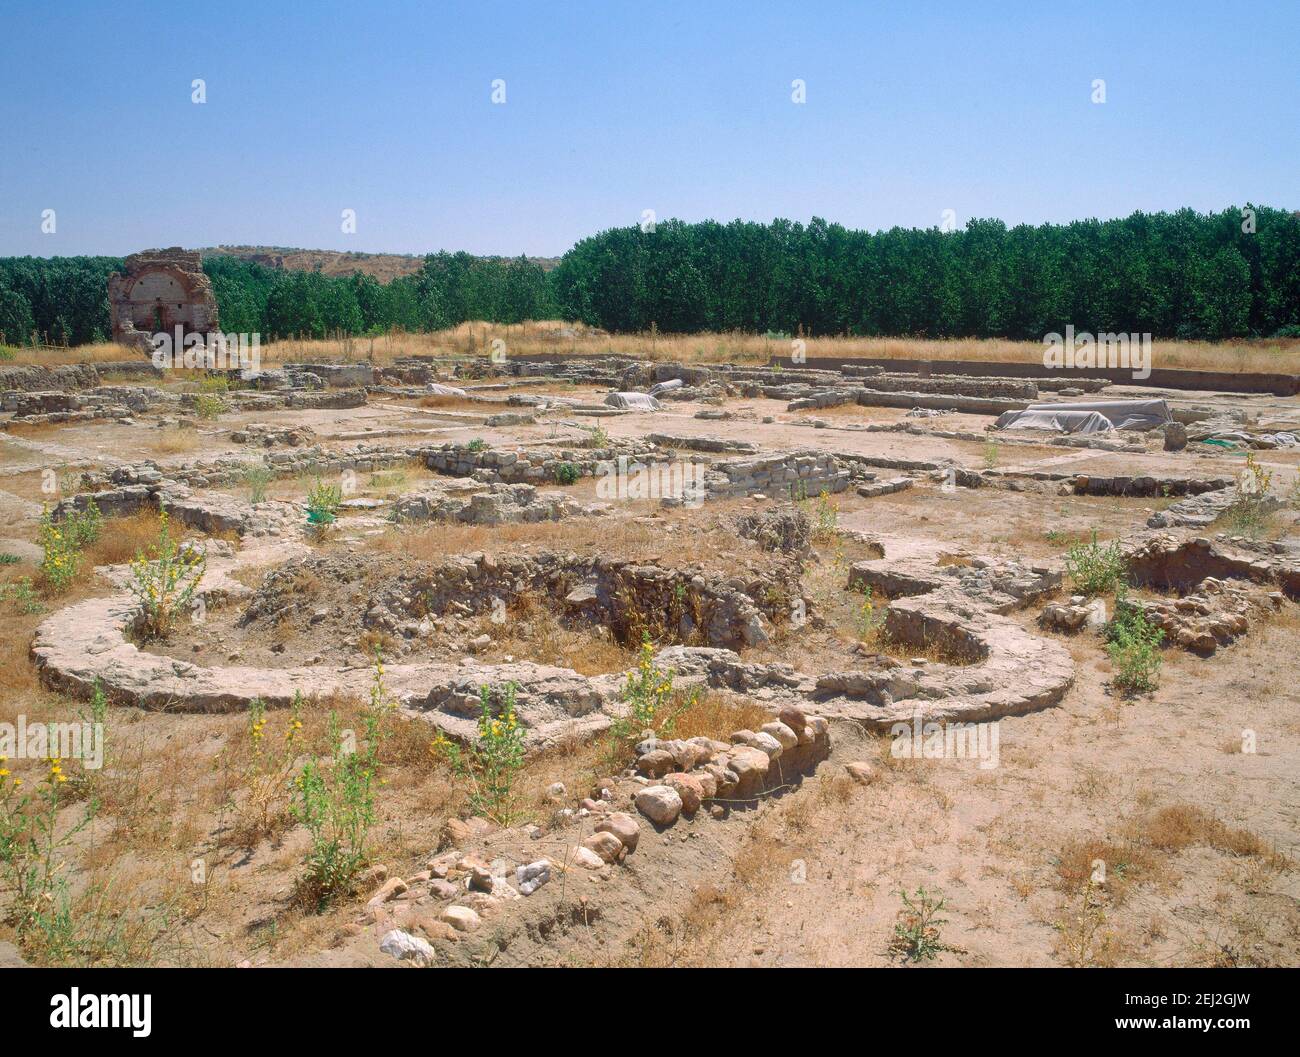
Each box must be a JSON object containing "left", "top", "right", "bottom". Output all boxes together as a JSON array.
[
  {"left": 210, "top": 252, "right": 557, "bottom": 339},
  {"left": 0, "top": 256, "right": 122, "bottom": 346},
  {"left": 551, "top": 207, "right": 1300, "bottom": 340},
  {"left": 2, "top": 207, "right": 1297, "bottom": 347},
  {"left": 0, "top": 252, "right": 555, "bottom": 346}
]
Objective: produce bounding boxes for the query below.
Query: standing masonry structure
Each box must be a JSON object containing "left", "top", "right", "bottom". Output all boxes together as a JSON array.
[{"left": 108, "top": 248, "right": 219, "bottom": 351}]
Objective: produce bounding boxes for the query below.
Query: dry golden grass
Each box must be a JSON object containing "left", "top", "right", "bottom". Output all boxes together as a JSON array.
[
  {"left": 384, "top": 325, "right": 1300, "bottom": 374},
  {"left": 0, "top": 468, "right": 83, "bottom": 502},
  {"left": 374, "top": 514, "right": 707, "bottom": 566},
  {"left": 83, "top": 510, "right": 166, "bottom": 566},
  {"left": 4, "top": 341, "right": 145, "bottom": 365},
  {"left": 1, "top": 419, "right": 63, "bottom": 437},
  {"left": 13, "top": 325, "right": 1300, "bottom": 374},
  {"left": 1136, "top": 803, "right": 1286, "bottom": 864},
  {"left": 1055, "top": 836, "right": 1162, "bottom": 906},
  {"left": 146, "top": 426, "right": 201, "bottom": 456},
  {"left": 0, "top": 596, "right": 46, "bottom": 706},
  {"left": 669, "top": 691, "right": 771, "bottom": 743}
]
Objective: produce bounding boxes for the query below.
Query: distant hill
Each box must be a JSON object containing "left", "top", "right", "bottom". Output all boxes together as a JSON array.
[{"left": 199, "top": 246, "right": 561, "bottom": 283}]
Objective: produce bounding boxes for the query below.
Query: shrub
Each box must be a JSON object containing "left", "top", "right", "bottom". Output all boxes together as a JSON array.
[
  {"left": 554, "top": 461, "right": 580, "bottom": 485},
  {"left": 292, "top": 712, "right": 376, "bottom": 911},
  {"left": 1219, "top": 451, "right": 1275, "bottom": 539},
  {"left": 127, "top": 509, "right": 206, "bottom": 639},
  {"left": 1, "top": 578, "right": 42, "bottom": 614},
  {"left": 306, "top": 477, "right": 342, "bottom": 525},
  {"left": 621, "top": 636, "right": 676, "bottom": 732},
  {"left": 234, "top": 694, "right": 304, "bottom": 848},
  {"left": 813, "top": 488, "right": 838, "bottom": 539},
  {"left": 193, "top": 392, "right": 226, "bottom": 420},
  {"left": 603, "top": 637, "right": 695, "bottom": 767},
  {"left": 1105, "top": 587, "right": 1164, "bottom": 694},
  {"left": 855, "top": 583, "right": 886, "bottom": 644},
  {"left": 431, "top": 682, "right": 527, "bottom": 824},
  {"left": 0, "top": 756, "right": 96, "bottom": 951},
  {"left": 37, "top": 509, "right": 81, "bottom": 594},
  {"left": 1064, "top": 532, "right": 1127, "bottom": 596},
  {"left": 243, "top": 464, "right": 272, "bottom": 504},
  {"left": 65, "top": 500, "right": 102, "bottom": 549},
  {"left": 466, "top": 438, "right": 487, "bottom": 453}
]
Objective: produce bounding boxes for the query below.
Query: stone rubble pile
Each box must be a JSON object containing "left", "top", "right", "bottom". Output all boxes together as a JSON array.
[
  {"left": 375, "top": 704, "right": 832, "bottom": 963},
  {"left": 1041, "top": 533, "right": 1298, "bottom": 654},
  {"left": 425, "top": 439, "right": 665, "bottom": 485},
  {"left": 1133, "top": 577, "right": 1278, "bottom": 654},
  {"left": 317, "top": 548, "right": 800, "bottom": 651},
  {"left": 630, "top": 704, "right": 831, "bottom": 826},
  {"left": 734, "top": 506, "right": 813, "bottom": 554}
]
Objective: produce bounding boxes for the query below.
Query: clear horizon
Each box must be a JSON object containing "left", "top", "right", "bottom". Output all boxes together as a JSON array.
[{"left": 1, "top": 0, "right": 1296, "bottom": 259}]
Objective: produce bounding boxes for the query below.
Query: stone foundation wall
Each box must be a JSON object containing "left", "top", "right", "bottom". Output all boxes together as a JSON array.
[
  {"left": 1072, "top": 474, "right": 1231, "bottom": 498},
  {"left": 705, "top": 449, "right": 852, "bottom": 498},
  {"left": 425, "top": 440, "right": 665, "bottom": 485}
]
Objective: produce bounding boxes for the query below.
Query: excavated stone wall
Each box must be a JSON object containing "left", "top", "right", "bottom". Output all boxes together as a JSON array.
[
  {"left": 334, "top": 549, "right": 801, "bottom": 650},
  {"left": 703, "top": 449, "right": 854, "bottom": 498},
  {"left": 425, "top": 440, "right": 667, "bottom": 485}
]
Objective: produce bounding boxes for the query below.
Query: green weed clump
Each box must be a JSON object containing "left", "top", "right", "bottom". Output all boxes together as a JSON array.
[
  {"left": 292, "top": 712, "right": 376, "bottom": 911},
  {"left": 127, "top": 509, "right": 206, "bottom": 639},
  {"left": 889, "top": 886, "right": 961, "bottom": 962},
  {"left": 306, "top": 477, "right": 343, "bottom": 530},
  {"left": 431, "top": 682, "right": 527, "bottom": 824},
  {"left": 1105, "top": 587, "right": 1164, "bottom": 694},
  {"left": 1064, "top": 532, "right": 1127, "bottom": 597},
  {"left": 37, "top": 500, "right": 102, "bottom": 594}
]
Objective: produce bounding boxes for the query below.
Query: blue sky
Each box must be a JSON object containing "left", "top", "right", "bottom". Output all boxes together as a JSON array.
[{"left": 1, "top": 0, "right": 1295, "bottom": 257}]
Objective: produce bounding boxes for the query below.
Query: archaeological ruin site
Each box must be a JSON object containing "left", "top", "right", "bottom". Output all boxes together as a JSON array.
[
  {"left": 2, "top": 5, "right": 1297, "bottom": 1007},
  {"left": 2, "top": 306, "right": 1298, "bottom": 972}
]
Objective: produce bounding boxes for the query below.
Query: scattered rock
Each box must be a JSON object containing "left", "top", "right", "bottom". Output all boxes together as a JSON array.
[
  {"left": 595, "top": 812, "right": 641, "bottom": 852},
  {"left": 635, "top": 784, "right": 684, "bottom": 826},
  {"left": 440, "top": 816, "right": 495, "bottom": 848},
  {"left": 663, "top": 772, "right": 704, "bottom": 815},
  {"left": 367, "top": 877, "right": 409, "bottom": 907},
  {"left": 583, "top": 831, "right": 626, "bottom": 864},
  {"left": 569, "top": 846, "right": 606, "bottom": 870},
  {"left": 379, "top": 928, "right": 436, "bottom": 966},
  {"left": 515, "top": 860, "right": 552, "bottom": 895},
  {"left": 439, "top": 905, "right": 482, "bottom": 933},
  {"left": 635, "top": 749, "right": 676, "bottom": 778},
  {"left": 760, "top": 721, "right": 799, "bottom": 751},
  {"left": 845, "top": 761, "right": 877, "bottom": 785},
  {"left": 428, "top": 879, "right": 460, "bottom": 900}
]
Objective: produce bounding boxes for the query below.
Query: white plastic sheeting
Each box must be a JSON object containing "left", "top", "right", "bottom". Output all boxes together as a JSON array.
[
  {"left": 604, "top": 391, "right": 662, "bottom": 411},
  {"left": 994, "top": 398, "right": 1172, "bottom": 433},
  {"left": 993, "top": 408, "right": 1115, "bottom": 433}
]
